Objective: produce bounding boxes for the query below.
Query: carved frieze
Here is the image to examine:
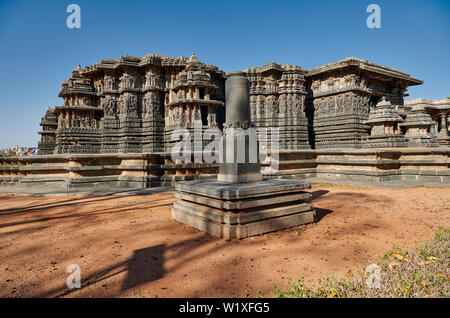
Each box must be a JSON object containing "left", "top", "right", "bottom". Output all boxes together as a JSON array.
[
  {"left": 41, "top": 55, "right": 423, "bottom": 155},
  {"left": 313, "top": 92, "right": 370, "bottom": 117},
  {"left": 257, "top": 95, "right": 265, "bottom": 116},
  {"left": 102, "top": 96, "right": 117, "bottom": 117},
  {"left": 145, "top": 69, "right": 161, "bottom": 89},
  {"left": 120, "top": 72, "right": 136, "bottom": 90},
  {"left": 265, "top": 95, "right": 278, "bottom": 115},
  {"left": 278, "top": 94, "right": 287, "bottom": 114},
  {"left": 250, "top": 95, "right": 257, "bottom": 119},
  {"left": 143, "top": 91, "right": 161, "bottom": 118},
  {"left": 104, "top": 75, "right": 116, "bottom": 91},
  {"left": 292, "top": 94, "right": 305, "bottom": 115},
  {"left": 124, "top": 93, "right": 139, "bottom": 116}
]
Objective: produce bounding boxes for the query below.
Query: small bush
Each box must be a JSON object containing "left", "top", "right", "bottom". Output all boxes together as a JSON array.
[{"left": 259, "top": 227, "right": 449, "bottom": 298}]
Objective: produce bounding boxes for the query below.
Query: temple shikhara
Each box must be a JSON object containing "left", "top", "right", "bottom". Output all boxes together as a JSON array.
[
  {"left": 1, "top": 53, "right": 449, "bottom": 190},
  {"left": 39, "top": 53, "right": 225, "bottom": 154},
  {"left": 37, "top": 53, "right": 450, "bottom": 155}
]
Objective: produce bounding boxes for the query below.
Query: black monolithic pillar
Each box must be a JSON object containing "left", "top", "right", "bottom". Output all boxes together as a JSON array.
[{"left": 218, "top": 72, "right": 262, "bottom": 183}]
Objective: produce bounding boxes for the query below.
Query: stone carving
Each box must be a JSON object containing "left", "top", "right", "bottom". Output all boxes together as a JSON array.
[
  {"left": 120, "top": 72, "right": 136, "bottom": 89},
  {"left": 81, "top": 96, "right": 90, "bottom": 106},
  {"left": 223, "top": 120, "right": 255, "bottom": 129},
  {"left": 292, "top": 94, "right": 304, "bottom": 115},
  {"left": 145, "top": 69, "right": 160, "bottom": 88},
  {"left": 257, "top": 96, "right": 265, "bottom": 115},
  {"left": 102, "top": 97, "right": 117, "bottom": 117},
  {"left": 354, "top": 94, "right": 370, "bottom": 114},
  {"left": 266, "top": 95, "right": 278, "bottom": 114},
  {"left": 39, "top": 54, "right": 425, "bottom": 154},
  {"left": 143, "top": 92, "right": 161, "bottom": 117},
  {"left": 279, "top": 94, "right": 287, "bottom": 114},
  {"left": 177, "top": 89, "right": 186, "bottom": 100},
  {"left": 250, "top": 95, "right": 257, "bottom": 119},
  {"left": 104, "top": 75, "right": 115, "bottom": 90},
  {"left": 124, "top": 93, "right": 138, "bottom": 116}
]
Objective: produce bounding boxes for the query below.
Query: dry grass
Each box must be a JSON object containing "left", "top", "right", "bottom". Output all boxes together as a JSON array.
[{"left": 263, "top": 227, "right": 450, "bottom": 298}]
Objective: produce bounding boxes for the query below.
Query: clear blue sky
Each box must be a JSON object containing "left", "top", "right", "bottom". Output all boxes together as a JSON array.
[{"left": 0, "top": 0, "right": 448, "bottom": 149}]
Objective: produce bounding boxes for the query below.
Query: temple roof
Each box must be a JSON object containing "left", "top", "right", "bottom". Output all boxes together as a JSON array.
[
  {"left": 243, "top": 62, "right": 305, "bottom": 74},
  {"left": 405, "top": 98, "right": 450, "bottom": 112},
  {"left": 364, "top": 97, "right": 404, "bottom": 124},
  {"left": 79, "top": 52, "right": 221, "bottom": 75},
  {"left": 308, "top": 57, "right": 423, "bottom": 85}
]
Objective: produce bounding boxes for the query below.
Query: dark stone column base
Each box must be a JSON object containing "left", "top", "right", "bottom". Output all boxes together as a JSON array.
[{"left": 172, "top": 178, "right": 315, "bottom": 239}]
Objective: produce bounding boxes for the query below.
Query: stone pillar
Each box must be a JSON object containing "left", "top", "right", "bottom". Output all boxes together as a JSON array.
[
  {"left": 439, "top": 113, "right": 449, "bottom": 137},
  {"left": 218, "top": 72, "right": 262, "bottom": 183}
]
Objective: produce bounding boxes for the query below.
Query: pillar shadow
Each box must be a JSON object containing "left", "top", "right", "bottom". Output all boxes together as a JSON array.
[
  {"left": 310, "top": 190, "right": 329, "bottom": 200},
  {"left": 314, "top": 207, "right": 333, "bottom": 222},
  {"left": 120, "top": 244, "right": 166, "bottom": 291}
]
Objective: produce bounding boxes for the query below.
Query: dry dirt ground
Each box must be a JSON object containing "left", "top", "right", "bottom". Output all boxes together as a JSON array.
[{"left": 0, "top": 184, "right": 448, "bottom": 298}]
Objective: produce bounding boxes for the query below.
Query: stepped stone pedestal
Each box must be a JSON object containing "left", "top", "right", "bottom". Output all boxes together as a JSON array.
[
  {"left": 172, "top": 72, "right": 315, "bottom": 239},
  {"left": 173, "top": 179, "right": 314, "bottom": 239}
]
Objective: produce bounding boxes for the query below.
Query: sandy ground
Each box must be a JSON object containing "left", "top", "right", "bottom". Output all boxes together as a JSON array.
[{"left": 0, "top": 183, "right": 448, "bottom": 298}]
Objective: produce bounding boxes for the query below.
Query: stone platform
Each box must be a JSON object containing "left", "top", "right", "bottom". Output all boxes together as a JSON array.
[
  {"left": 1, "top": 148, "right": 449, "bottom": 190},
  {"left": 172, "top": 178, "right": 315, "bottom": 239}
]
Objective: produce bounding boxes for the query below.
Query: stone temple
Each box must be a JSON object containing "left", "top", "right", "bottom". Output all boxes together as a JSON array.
[
  {"left": 1, "top": 53, "right": 449, "bottom": 191},
  {"left": 36, "top": 53, "right": 450, "bottom": 154}
]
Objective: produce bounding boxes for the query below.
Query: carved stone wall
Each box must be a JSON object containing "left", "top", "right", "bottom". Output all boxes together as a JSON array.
[
  {"left": 38, "top": 56, "right": 428, "bottom": 153},
  {"left": 38, "top": 108, "right": 57, "bottom": 154},
  {"left": 308, "top": 58, "right": 422, "bottom": 149},
  {"left": 245, "top": 63, "right": 310, "bottom": 150},
  {"left": 42, "top": 53, "right": 225, "bottom": 155}
]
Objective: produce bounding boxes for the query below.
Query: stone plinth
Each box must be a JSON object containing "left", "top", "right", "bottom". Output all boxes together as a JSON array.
[{"left": 172, "top": 179, "right": 314, "bottom": 239}]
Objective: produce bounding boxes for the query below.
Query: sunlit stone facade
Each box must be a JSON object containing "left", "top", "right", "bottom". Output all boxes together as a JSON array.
[{"left": 38, "top": 54, "right": 448, "bottom": 154}]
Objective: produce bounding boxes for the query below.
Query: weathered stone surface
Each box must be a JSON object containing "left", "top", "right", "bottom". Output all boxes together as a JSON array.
[
  {"left": 175, "top": 191, "right": 311, "bottom": 210},
  {"left": 399, "top": 101, "right": 440, "bottom": 148},
  {"left": 175, "top": 178, "right": 310, "bottom": 200},
  {"left": 172, "top": 203, "right": 314, "bottom": 240},
  {"left": 218, "top": 72, "right": 262, "bottom": 183},
  {"left": 403, "top": 98, "right": 450, "bottom": 146},
  {"left": 363, "top": 97, "right": 407, "bottom": 148},
  {"left": 38, "top": 54, "right": 446, "bottom": 155},
  {"left": 1, "top": 149, "right": 449, "bottom": 190}
]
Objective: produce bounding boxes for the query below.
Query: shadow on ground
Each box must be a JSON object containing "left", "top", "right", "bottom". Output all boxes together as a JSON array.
[{"left": 0, "top": 186, "right": 415, "bottom": 298}]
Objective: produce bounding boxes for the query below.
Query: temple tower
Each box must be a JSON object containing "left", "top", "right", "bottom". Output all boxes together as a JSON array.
[
  {"left": 400, "top": 99, "right": 440, "bottom": 147},
  {"left": 245, "top": 63, "right": 310, "bottom": 150},
  {"left": 308, "top": 58, "right": 422, "bottom": 149},
  {"left": 38, "top": 108, "right": 57, "bottom": 155},
  {"left": 363, "top": 97, "right": 407, "bottom": 148},
  {"left": 164, "top": 53, "right": 225, "bottom": 152},
  {"left": 54, "top": 65, "right": 101, "bottom": 154}
]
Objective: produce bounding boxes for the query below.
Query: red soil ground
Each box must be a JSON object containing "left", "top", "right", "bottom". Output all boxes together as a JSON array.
[{"left": 0, "top": 184, "right": 448, "bottom": 298}]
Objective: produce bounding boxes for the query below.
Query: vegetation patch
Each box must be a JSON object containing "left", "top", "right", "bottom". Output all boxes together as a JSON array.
[{"left": 260, "top": 227, "right": 450, "bottom": 298}]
